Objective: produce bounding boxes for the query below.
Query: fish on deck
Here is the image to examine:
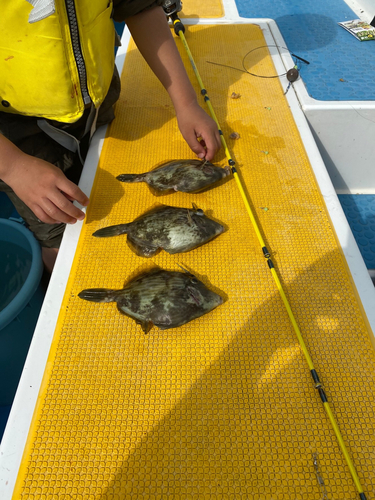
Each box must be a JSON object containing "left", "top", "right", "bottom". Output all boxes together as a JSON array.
[
  {"left": 78, "top": 268, "right": 224, "bottom": 333},
  {"left": 92, "top": 204, "right": 224, "bottom": 257},
  {"left": 116, "top": 159, "right": 230, "bottom": 194}
]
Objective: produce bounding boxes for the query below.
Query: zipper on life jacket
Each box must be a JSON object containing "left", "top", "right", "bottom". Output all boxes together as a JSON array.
[{"left": 65, "top": 0, "right": 91, "bottom": 105}]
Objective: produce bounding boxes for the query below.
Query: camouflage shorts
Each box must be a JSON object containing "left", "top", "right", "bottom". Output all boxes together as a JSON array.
[{"left": 0, "top": 68, "right": 121, "bottom": 248}]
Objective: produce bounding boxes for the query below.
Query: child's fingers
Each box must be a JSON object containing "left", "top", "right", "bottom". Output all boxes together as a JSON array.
[
  {"left": 58, "top": 178, "right": 89, "bottom": 207},
  {"left": 42, "top": 197, "right": 80, "bottom": 224},
  {"left": 199, "top": 130, "right": 221, "bottom": 161},
  {"left": 49, "top": 190, "right": 86, "bottom": 222},
  {"left": 183, "top": 130, "right": 207, "bottom": 159}
]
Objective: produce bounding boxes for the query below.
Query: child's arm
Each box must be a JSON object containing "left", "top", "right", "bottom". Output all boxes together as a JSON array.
[
  {"left": 125, "top": 6, "right": 221, "bottom": 161},
  {"left": 0, "top": 133, "right": 89, "bottom": 224}
]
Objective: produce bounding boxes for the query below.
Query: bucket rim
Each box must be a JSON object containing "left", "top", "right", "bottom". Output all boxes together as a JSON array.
[{"left": 0, "top": 219, "right": 43, "bottom": 331}]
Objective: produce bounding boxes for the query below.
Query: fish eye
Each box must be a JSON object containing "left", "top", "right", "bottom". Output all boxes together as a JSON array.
[{"left": 190, "top": 277, "right": 198, "bottom": 284}]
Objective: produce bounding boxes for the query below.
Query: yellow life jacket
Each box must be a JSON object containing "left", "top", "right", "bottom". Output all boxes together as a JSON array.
[{"left": 0, "top": 0, "right": 115, "bottom": 123}]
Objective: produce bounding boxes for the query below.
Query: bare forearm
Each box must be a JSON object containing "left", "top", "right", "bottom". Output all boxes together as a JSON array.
[
  {"left": 125, "top": 6, "right": 197, "bottom": 111},
  {"left": 125, "top": 6, "right": 221, "bottom": 160}
]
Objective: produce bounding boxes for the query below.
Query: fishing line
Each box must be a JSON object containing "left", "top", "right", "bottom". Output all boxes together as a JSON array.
[
  {"left": 242, "top": 45, "right": 309, "bottom": 79},
  {"left": 206, "top": 45, "right": 309, "bottom": 83},
  {"left": 167, "top": 13, "right": 368, "bottom": 500}
]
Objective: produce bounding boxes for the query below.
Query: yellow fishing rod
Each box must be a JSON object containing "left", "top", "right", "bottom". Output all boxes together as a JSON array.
[{"left": 167, "top": 11, "right": 368, "bottom": 500}]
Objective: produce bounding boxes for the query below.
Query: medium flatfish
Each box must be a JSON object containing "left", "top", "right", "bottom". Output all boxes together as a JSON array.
[
  {"left": 117, "top": 159, "right": 230, "bottom": 194},
  {"left": 92, "top": 204, "right": 224, "bottom": 257},
  {"left": 78, "top": 268, "right": 223, "bottom": 333}
]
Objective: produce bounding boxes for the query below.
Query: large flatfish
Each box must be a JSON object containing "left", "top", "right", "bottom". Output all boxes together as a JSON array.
[
  {"left": 78, "top": 268, "right": 223, "bottom": 333},
  {"left": 92, "top": 204, "right": 224, "bottom": 257},
  {"left": 116, "top": 159, "right": 230, "bottom": 194}
]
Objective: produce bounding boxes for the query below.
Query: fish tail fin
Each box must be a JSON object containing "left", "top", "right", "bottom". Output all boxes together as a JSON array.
[
  {"left": 116, "top": 173, "right": 145, "bottom": 183},
  {"left": 78, "top": 288, "right": 118, "bottom": 303},
  {"left": 92, "top": 224, "right": 130, "bottom": 238}
]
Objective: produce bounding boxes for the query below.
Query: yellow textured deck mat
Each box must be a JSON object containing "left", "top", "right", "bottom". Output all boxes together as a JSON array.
[
  {"left": 180, "top": 0, "right": 224, "bottom": 18},
  {"left": 14, "top": 25, "right": 375, "bottom": 499}
]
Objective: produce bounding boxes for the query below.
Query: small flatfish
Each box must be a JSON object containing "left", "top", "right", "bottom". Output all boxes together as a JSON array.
[
  {"left": 116, "top": 159, "right": 230, "bottom": 194},
  {"left": 78, "top": 268, "right": 223, "bottom": 333},
  {"left": 92, "top": 204, "right": 224, "bottom": 257}
]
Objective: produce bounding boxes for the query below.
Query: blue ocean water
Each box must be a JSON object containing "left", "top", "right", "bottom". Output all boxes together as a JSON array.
[{"left": 235, "top": 0, "right": 375, "bottom": 101}]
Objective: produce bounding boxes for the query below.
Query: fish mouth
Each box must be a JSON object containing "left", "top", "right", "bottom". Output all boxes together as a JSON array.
[{"left": 211, "top": 293, "right": 224, "bottom": 306}]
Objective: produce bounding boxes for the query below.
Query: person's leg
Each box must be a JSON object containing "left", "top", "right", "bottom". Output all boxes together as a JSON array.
[{"left": 42, "top": 247, "right": 59, "bottom": 273}]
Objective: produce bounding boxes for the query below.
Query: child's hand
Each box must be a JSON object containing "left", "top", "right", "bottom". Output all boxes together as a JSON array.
[
  {"left": 4, "top": 152, "right": 89, "bottom": 225},
  {"left": 176, "top": 101, "right": 221, "bottom": 161}
]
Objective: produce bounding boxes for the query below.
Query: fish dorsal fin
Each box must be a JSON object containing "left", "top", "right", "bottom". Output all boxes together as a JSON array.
[{"left": 177, "top": 264, "right": 195, "bottom": 278}]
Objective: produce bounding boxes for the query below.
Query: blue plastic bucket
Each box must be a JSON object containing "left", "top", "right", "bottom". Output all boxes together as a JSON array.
[{"left": 0, "top": 219, "right": 44, "bottom": 405}]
